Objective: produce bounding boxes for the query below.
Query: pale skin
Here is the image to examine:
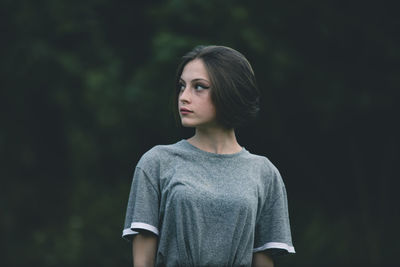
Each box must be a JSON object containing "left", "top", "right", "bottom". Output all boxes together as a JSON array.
[{"left": 132, "top": 59, "right": 274, "bottom": 267}]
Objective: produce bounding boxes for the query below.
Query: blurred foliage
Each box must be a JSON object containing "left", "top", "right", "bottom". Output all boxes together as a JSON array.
[{"left": 1, "top": 0, "right": 399, "bottom": 266}]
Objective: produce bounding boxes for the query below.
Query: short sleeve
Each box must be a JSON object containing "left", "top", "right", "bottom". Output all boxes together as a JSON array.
[
  {"left": 253, "top": 168, "right": 295, "bottom": 255},
  {"left": 122, "top": 166, "right": 160, "bottom": 241}
]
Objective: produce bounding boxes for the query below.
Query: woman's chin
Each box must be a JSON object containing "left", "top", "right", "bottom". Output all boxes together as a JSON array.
[
  {"left": 180, "top": 118, "right": 197, "bottom": 128},
  {"left": 181, "top": 122, "right": 196, "bottom": 128}
]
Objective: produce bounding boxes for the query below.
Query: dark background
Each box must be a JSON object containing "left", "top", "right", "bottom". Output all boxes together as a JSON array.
[{"left": 1, "top": 0, "right": 399, "bottom": 266}]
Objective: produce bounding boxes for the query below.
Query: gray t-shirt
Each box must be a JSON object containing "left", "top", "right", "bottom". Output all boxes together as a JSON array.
[{"left": 122, "top": 140, "right": 295, "bottom": 266}]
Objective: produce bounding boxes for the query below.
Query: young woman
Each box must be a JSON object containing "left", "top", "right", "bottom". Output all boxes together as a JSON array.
[{"left": 122, "top": 45, "right": 295, "bottom": 266}]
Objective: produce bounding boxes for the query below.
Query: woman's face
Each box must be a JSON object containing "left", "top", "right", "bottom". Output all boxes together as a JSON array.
[{"left": 178, "top": 59, "right": 217, "bottom": 128}]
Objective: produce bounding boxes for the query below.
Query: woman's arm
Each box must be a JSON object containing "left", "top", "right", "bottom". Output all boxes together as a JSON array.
[
  {"left": 252, "top": 252, "right": 274, "bottom": 267},
  {"left": 132, "top": 231, "right": 157, "bottom": 267}
]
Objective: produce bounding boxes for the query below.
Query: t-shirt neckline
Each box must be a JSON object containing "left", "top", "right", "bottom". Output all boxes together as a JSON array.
[{"left": 179, "top": 139, "right": 247, "bottom": 158}]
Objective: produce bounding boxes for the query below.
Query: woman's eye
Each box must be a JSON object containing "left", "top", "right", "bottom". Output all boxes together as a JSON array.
[
  {"left": 178, "top": 83, "right": 185, "bottom": 91},
  {"left": 195, "top": 84, "right": 209, "bottom": 91}
]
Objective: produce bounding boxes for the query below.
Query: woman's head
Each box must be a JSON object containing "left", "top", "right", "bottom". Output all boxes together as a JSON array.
[{"left": 174, "top": 45, "right": 260, "bottom": 129}]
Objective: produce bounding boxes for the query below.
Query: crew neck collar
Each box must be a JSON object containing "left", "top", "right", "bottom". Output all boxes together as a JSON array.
[{"left": 179, "top": 139, "right": 247, "bottom": 158}]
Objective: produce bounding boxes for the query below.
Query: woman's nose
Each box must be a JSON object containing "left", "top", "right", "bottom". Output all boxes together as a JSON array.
[{"left": 179, "top": 88, "right": 191, "bottom": 103}]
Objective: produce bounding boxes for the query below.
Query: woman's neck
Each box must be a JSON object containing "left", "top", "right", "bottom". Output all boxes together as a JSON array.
[{"left": 187, "top": 127, "right": 242, "bottom": 154}]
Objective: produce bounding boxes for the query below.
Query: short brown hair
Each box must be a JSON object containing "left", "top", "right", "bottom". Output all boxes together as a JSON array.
[{"left": 173, "top": 45, "right": 260, "bottom": 129}]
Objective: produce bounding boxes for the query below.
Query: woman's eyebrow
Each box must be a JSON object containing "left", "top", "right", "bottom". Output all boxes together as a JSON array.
[
  {"left": 180, "top": 78, "right": 210, "bottom": 83},
  {"left": 191, "top": 78, "right": 209, "bottom": 83}
]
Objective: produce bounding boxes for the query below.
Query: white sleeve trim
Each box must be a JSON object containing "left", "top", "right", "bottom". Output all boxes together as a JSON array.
[
  {"left": 130, "top": 222, "right": 159, "bottom": 236},
  {"left": 253, "top": 242, "right": 296, "bottom": 253},
  {"left": 122, "top": 228, "right": 138, "bottom": 238}
]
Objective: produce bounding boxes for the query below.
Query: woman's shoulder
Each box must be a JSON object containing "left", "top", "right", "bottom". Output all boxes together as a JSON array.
[
  {"left": 136, "top": 140, "right": 184, "bottom": 168},
  {"left": 244, "top": 150, "right": 282, "bottom": 178},
  {"left": 244, "top": 150, "right": 275, "bottom": 167}
]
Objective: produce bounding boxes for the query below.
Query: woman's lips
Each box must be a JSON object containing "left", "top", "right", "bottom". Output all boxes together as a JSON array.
[{"left": 180, "top": 108, "right": 193, "bottom": 115}]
